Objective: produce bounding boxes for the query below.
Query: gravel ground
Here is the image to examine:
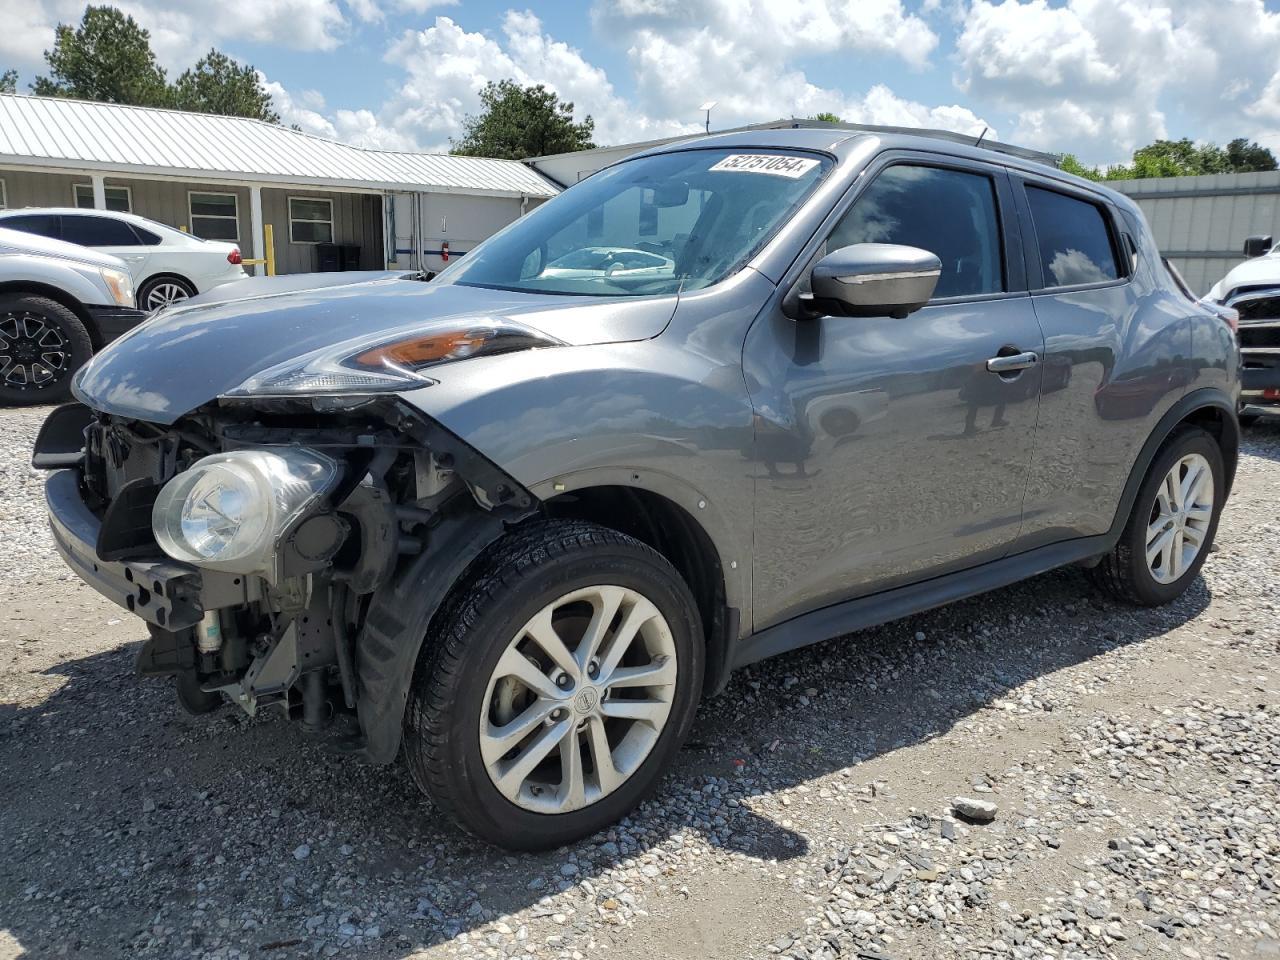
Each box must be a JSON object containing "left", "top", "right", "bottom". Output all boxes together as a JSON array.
[{"left": 1, "top": 404, "right": 1278, "bottom": 960}]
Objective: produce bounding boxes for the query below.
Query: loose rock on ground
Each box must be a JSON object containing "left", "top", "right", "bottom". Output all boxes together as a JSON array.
[{"left": 1, "top": 405, "right": 1278, "bottom": 959}]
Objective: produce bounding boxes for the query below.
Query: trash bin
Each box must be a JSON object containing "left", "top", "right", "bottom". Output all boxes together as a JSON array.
[
  {"left": 316, "top": 243, "right": 341, "bottom": 272},
  {"left": 339, "top": 244, "right": 362, "bottom": 270}
]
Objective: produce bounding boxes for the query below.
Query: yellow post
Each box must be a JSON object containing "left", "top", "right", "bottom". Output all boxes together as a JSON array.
[
  {"left": 239, "top": 223, "right": 277, "bottom": 276},
  {"left": 263, "top": 223, "right": 276, "bottom": 277}
]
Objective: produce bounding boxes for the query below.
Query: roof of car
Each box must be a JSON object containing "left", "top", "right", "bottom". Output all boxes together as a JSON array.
[{"left": 636, "top": 127, "right": 1141, "bottom": 215}]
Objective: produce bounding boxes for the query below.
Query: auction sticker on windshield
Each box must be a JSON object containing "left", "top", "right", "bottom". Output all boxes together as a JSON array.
[{"left": 708, "top": 154, "right": 821, "bottom": 178}]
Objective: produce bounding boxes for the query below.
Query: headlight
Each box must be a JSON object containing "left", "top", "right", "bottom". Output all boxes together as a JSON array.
[
  {"left": 222, "top": 319, "right": 562, "bottom": 398},
  {"left": 152, "top": 448, "right": 340, "bottom": 574},
  {"left": 100, "top": 267, "right": 135, "bottom": 308}
]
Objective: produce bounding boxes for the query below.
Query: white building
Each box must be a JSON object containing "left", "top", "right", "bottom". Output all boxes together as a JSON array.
[{"left": 0, "top": 93, "right": 558, "bottom": 275}]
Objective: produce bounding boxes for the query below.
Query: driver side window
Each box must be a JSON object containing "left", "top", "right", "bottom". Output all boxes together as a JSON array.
[{"left": 828, "top": 164, "right": 1005, "bottom": 299}]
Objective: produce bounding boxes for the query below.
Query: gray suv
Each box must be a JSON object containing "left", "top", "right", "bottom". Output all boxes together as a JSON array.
[{"left": 35, "top": 129, "right": 1240, "bottom": 850}]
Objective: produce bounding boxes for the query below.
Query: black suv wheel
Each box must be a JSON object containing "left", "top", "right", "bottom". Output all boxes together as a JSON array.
[{"left": 0, "top": 294, "right": 92, "bottom": 405}]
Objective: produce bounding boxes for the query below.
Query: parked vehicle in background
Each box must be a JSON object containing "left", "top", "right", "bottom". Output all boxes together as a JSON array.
[
  {"left": 37, "top": 129, "right": 1240, "bottom": 850},
  {"left": 0, "top": 208, "right": 247, "bottom": 313},
  {"left": 0, "top": 226, "right": 142, "bottom": 404},
  {"left": 541, "top": 246, "right": 674, "bottom": 281},
  {"left": 1202, "top": 234, "right": 1280, "bottom": 423}
]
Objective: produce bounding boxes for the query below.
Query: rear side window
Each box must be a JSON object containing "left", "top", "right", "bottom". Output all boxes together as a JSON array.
[
  {"left": 61, "top": 215, "right": 142, "bottom": 247},
  {"left": 829, "top": 164, "right": 1004, "bottom": 298},
  {"left": 1025, "top": 186, "right": 1120, "bottom": 288},
  {"left": 1, "top": 214, "right": 61, "bottom": 240}
]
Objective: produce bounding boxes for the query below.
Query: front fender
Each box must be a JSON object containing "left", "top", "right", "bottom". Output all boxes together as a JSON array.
[{"left": 398, "top": 341, "right": 757, "bottom": 616}]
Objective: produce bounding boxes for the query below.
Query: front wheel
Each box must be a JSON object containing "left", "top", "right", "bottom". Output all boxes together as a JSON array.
[
  {"left": 404, "top": 520, "right": 704, "bottom": 850},
  {"left": 1088, "top": 425, "right": 1224, "bottom": 606},
  {"left": 0, "top": 294, "right": 93, "bottom": 405}
]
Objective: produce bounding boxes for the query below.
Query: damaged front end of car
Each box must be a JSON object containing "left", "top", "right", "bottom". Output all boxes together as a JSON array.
[{"left": 35, "top": 325, "right": 547, "bottom": 764}]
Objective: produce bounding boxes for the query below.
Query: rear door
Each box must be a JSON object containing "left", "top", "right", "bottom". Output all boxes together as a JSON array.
[
  {"left": 60, "top": 214, "right": 154, "bottom": 283},
  {"left": 1011, "top": 176, "right": 1177, "bottom": 546}
]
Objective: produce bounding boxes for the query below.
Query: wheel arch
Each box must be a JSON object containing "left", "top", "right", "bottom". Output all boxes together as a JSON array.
[
  {"left": 0, "top": 281, "right": 100, "bottom": 347},
  {"left": 539, "top": 481, "right": 739, "bottom": 699},
  {"left": 1107, "top": 387, "right": 1239, "bottom": 542}
]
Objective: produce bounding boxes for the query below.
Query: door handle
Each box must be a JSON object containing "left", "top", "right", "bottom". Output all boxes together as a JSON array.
[{"left": 986, "top": 351, "right": 1039, "bottom": 374}]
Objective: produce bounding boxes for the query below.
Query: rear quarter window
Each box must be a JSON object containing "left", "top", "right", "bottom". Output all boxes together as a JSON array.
[{"left": 1025, "top": 185, "right": 1121, "bottom": 288}]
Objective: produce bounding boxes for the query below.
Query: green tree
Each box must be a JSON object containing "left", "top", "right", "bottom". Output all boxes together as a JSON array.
[
  {"left": 1, "top": 69, "right": 17, "bottom": 94},
  {"left": 172, "top": 50, "right": 279, "bottom": 123},
  {"left": 33, "top": 5, "right": 169, "bottom": 106},
  {"left": 810, "top": 112, "right": 842, "bottom": 123},
  {"left": 451, "top": 80, "right": 595, "bottom": 159},
  {"left": 1225, "top": 137, "right": 1278, "bottom": 173},
  {"left": 1062, "top": 137, "right": 1279, "bottom": 180},
  {"left": 1058, "top": 153, "right": 1102, "bottom": 181}
]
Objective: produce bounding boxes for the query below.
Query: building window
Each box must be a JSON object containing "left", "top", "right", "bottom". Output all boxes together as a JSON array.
[
  {"left": 73, "top": 183, "right": 132, "bottom": 212},
  {"left": 188, "top": 192, "right": 240, "bottom": 241},
  {"left": 289, "top": 197, "right": 334, "bottom": 244},
  {"left": 0, "top": 179, "right": 6, "bottom": 209}
]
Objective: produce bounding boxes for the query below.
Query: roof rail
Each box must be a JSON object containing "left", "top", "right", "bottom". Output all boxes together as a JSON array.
[{"left": 785, "top": 118, "right": 1061, "bottom": 167}]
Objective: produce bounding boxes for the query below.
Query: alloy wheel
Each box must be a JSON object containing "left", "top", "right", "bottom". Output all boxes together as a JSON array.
[
  {"left": 145, "top": 281, "right": 191, "bottom": 311},
  {"left": 0, "top": 311, "right": 70, "bottom": 391},
  {"left": 1145, "top": 452, "right": 1214, "bottom": 584},
  {"left": 478, "top": 584, "right": 678, "bottom": 814}
]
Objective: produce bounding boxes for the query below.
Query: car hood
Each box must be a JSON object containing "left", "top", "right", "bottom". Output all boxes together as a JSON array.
[
  {"left": 73, "top": 277, "right": 677, "bottom": 423},
  {"left": 1206, "top": 253, "right": 1280, "bottom": 301}
]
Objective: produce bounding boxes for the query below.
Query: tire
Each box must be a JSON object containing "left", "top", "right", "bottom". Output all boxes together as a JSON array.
[
  {"left": 1088, "top": 425, "right": 1224, "bottom": 606},
  {"left": 138, "top": 275, "right": 195, "bottom": 313},
  {"left": 404, "top": 520, "right": 704, "bottom": 850},
  {"left": 0, "top": 294, "right": 93, "bottom": 405}
]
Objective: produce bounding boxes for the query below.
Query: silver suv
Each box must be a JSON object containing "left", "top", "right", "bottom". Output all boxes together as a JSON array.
[
  {"left": 36, "top": 129, "right": 1240, "bottom": 850},
  {"left": 0, "top": 226, "right": 143, "bottom": 403}
]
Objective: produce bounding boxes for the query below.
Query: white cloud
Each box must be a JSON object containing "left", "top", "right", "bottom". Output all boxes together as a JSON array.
[
  {"left": 397, "top": 0, "right": 459, "bottom": 11},
  {"left": 955, "top": 0, "right": 1280, "bottom": 164},
  {"left": 259, "top": 6, "right": 987, "bottom": 158},
  {"left": 0, "top": 0, "right": 58, "bottom": 70},
  {"left": 5, "top": 0, "right": 350, "bottom": 74}
]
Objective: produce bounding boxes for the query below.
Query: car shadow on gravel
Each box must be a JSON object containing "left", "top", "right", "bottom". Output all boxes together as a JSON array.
[{"left": 0, "top": 565, "right": 1211, "bottom": 959}]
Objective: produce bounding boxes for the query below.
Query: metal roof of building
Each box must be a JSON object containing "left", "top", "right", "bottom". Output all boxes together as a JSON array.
[{"left": 0, "top": 94, "right": 558, "bottom": 198}]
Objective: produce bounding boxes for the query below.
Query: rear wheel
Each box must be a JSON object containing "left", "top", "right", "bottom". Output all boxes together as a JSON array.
[
  {"left": 404, "top": 520, "right": 704, "bottom": 850},
  {"left": 0, "top": 294, "right": 92, "bottom": 405},
  {"left": 1088, "top": 426, "right": 1224, "bottom": 605},
  {"left": 138, "top": 275, "right": 195, "bottom": 312}
]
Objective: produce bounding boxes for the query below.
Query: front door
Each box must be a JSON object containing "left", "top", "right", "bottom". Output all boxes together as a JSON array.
[{"left": 744, "top": 157, "right": 1045, "bottom": 629}]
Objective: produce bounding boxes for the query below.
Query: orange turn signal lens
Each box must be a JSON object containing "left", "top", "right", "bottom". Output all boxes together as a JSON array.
[{"left": 352, "top": 330, "right": 490, "bottom": 369}]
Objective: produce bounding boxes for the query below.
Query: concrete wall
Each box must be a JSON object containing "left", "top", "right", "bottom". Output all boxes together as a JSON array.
[{"left": 1110, "top": 171, "right": 1280, "bottom": 295}]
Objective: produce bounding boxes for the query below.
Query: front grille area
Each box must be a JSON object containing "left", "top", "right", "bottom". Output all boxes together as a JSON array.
[{"left": 1239, "top": 323, "right": 1280, "bottom": 350}]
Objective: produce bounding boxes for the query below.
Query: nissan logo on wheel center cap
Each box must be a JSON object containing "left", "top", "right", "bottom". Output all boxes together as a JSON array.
[{"left": 574, "top": 687, "right": 599, "bottom": 714}]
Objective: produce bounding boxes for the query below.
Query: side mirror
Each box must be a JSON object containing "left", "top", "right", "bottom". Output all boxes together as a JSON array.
[
  {"left": 1243, "top": 235, "right": 1273, "bottom": 258},
  {"left": 804, "top": 243, "right": 941, "bottom": 319}
]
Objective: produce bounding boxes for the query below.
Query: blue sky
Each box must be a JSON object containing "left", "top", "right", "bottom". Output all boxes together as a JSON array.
[{"left": 6, "top": 0, "right": 1280, "bottom": 165}]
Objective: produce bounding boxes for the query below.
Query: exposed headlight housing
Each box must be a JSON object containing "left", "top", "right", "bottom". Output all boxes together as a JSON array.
[
  {"left": 221, "top": 319, "right": 561, "bottom": 398},
  {"left": 99, "top": 267, "right": 135, "bottom": 308},
  {"left": 152, "top": 448, "right": 340, "bottom": 575}
]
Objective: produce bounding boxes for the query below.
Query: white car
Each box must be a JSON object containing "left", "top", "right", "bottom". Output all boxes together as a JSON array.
[
  {"left": 541, "top": 246, "right": 675, "bottom": 281},
  {"left": 0, "top": 208, "right": 248, "bottom": 313}
]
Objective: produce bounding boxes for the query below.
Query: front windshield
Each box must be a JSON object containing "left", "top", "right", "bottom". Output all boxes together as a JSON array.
[{"left": 441, "top": 148, "right": 831, "bottom": 297}]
